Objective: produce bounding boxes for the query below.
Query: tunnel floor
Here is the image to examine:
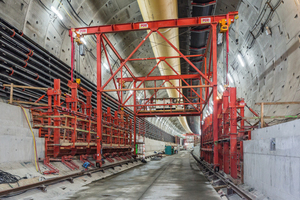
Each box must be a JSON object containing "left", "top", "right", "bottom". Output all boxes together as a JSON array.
[{"left": 67, "top": 151, "right": 220, "bottom": 200}]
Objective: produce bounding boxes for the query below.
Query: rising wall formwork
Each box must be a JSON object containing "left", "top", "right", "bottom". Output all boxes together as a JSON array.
[{"left": 200, "top": 87, "right": 258, "bottom": 183}]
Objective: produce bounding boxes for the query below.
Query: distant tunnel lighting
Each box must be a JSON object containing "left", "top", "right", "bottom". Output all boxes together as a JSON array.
[
  {"left": 51, "top": 6, "right": 63, "bottom": 20},
  {"left": 218, "top": 85, "right": 225, "bottom": 93},
  {"left": 227, "top": 73, "right": 233, "bottom": 83},
  {"left": 80, "top": 38, "right": 87, "bottom": 45},
  {"left": 103, "top": 63, "right": 109, "bottom": 69},
  {"left": 209, "top": 106, "right": 213, "bottom": 114},
  {"left": 237, "top": 54, "right": 245, "bottom": 67}
]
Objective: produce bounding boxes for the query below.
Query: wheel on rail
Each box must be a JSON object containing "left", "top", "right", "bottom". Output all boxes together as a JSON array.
[
  {"left": 214, "top": 166, "right": 219, "bottom": 172},
  {"left": 96, "top": 162, "right": 100, "bottom": 168}
]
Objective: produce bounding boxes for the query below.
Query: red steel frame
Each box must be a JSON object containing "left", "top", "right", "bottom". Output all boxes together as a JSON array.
[
  {"left": 70, "top": 12, "right": 238, "bottom": 167},
  {"left": 201, "top": 87, "right": 254, "bottom": 182}
]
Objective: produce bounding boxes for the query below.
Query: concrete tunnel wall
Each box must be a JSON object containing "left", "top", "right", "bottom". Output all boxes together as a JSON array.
[
  {"left": 0, "top": 0, "right": 186, "bottom": 136},
  {"left": 217, "top": 0, "right": 300, "bottom": 119},
  {"left": 244, "top": 119, "right": 300, "bottom": 200},
  {"left": 0, "top": 101, "right": 167, "bottom": 163},
  {"left": 0, "top": 101, "right": 45, "bottom": 163}
]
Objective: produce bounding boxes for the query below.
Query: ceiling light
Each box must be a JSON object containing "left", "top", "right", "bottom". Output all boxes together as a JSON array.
[
  {"left": 103, "top": 63, "right": 109, "bottom": 69},
  {"left": 51, "top": 6, "right": 63, "bottom": 20},
  {"left": 227, "top": 73, "right": 233, "bottom": 83},
  {"left": 209, "top": 106, "right": 213, "bottom": 114},
  {"left": 237, "top": 54, "right": 245, "bottom": 67},
  {"left": 80, "top": 38, "right": 86, "bottom": 45},
  {"left": 218, "top": 85, "right": 225, "bottom": 93},
  {"left": 265, "top": 26, "right": 272, "bottom": 36}
]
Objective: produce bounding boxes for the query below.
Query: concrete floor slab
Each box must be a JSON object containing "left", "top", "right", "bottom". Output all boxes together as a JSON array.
[{"left": 67, "top": 151, "right": 221, "bottom": 200}]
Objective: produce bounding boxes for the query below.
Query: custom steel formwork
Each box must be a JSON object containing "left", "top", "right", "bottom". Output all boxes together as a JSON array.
[
  {"left": 70, "top": 12, "right": 239, "bottom": 167},
  {"left": 201, "top": 87, "right": 259, "bottom": 182}
]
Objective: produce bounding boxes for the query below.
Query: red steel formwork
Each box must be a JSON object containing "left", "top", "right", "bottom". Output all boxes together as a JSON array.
[
  {"left": 31, "top": 79, "right": 133, "bottom": 172},
  {"left": 70, "top": 12, "right": 239, "bottom": 167},
  {"left": 200, "top": 87, "right": 258, "bottom": 182}
]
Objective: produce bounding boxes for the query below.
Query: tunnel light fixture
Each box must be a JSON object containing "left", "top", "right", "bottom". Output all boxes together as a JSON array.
[
  {"left": 51, "top": 6, "right": 63, "bottom": 20},
  {"left": 80, "top": 38, "right": 87, "bottom": 45},
  {"left": 218, "top": 85, "right": 225, "bottom": 93},
  {"left": 237, "top": 54, "right": 245, "bottom": 67},
  {"left": 103, "top": 63, "right": 109, "bottom": 70},
  {"left": 209, "top": 106, "right": 213, "bottom": 114},
  {"left": 227, "top": 73, "right": 233, "bottom": 84}
]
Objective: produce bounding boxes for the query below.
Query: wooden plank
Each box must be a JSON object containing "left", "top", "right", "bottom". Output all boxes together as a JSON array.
[
  {"left": 255, "top": 102, "right": 300, "bottom": 105},
  {"left": 9, "top": 83, "right": 13, "bottom": 104},
  {"left": 33, "top": 125, "right": 97, "bottom": 134},
  {"left": 9, "top": 100, "right": 48, "bottom": 106},
  {"left": 3, "top": 84, "right": 48, "bottom": 91},
  {"left": 34, "top": 115, "right": 97, "bottom": 124},
  {"left": 261, "top": 103, "right": 264, "bottom": 128}
]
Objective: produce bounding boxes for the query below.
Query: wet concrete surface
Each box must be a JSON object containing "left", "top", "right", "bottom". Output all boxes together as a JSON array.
[{"left": 67, "top": 151, "right": 221, "bottom": 200}]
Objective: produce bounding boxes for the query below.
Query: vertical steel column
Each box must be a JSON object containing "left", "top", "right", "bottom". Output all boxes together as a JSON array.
[
  {"left": 133, "top": 81, "right": 137, "bottom": 157},
  {"left": 226, "top": 14, "right": 229, "bottom": 85},
  {"left": 223, "top": 90, "right": 230, "bottom": 174},
  {"left": 211, "top": 23, "right": 219, "bottom": 170},
  {"left": 69, "top": 30, "right": 75, "bottom": 82},
  {"left": 53, "top": 79, "right": 61, "bottom": 158},
  {"left": 229, "top": 87, "right": 237, "bottom": 178},
  {"left": 217, "top": 98, "right": 223, "bottom": 170},
  {"left": 96, "top": 34, "right": 103, "bottom": 167},
  {"left": 67, "top": 81, "right": 78, "bottom": 150}
]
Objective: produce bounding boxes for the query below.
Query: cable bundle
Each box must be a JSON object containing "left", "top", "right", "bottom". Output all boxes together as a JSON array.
[{"left": 0, "top": 170, "right": 23, "bottom": 188}]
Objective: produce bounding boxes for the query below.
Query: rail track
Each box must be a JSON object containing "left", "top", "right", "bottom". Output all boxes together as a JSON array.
[
  {"left": 0, "top": 155, "right": 155, "bottom": 198},
  {"left": 191, "top": 152, "right": 254, "bottom": 200}
]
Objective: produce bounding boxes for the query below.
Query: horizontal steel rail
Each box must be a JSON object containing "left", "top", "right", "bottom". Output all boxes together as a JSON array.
[
  {"left": 0, "top": 154, "right": 156, "bottom": 198},
  {"left": 191, "top": 151, "right": 254, "bottom": 200}
]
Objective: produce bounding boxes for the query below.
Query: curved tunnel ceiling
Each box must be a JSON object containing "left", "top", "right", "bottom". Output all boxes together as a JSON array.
[
  {"left": 0, "top": 0, "right": 186, "bottom": 135},
  {"left": 1, "top": 0, "right": 299, "bottom": 135},
  {"left": 137, "top": 0, "right": 192, "bottom": 134}
]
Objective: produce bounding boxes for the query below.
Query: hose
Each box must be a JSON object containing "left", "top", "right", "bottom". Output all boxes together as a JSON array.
[{"left": 20, "top": 105, "right": 41, "bottom": 173}]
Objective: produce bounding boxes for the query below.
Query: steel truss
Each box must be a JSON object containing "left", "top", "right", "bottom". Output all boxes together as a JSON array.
[{"left": 70, "top": 12, "right": 239, "bottom": 167}]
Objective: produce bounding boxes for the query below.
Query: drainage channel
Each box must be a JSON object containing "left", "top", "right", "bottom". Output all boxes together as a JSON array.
[{"left": 0, "top": 155, "right": 155, "bottom": 198}]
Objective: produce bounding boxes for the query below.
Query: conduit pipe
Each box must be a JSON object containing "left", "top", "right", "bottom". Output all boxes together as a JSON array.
[{"left": 137, "top": 0, "right": 192, "bottom": 133}]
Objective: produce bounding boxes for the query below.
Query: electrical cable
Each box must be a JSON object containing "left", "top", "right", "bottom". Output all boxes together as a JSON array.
[
  {"left": 37, "top": 0, "right": 70, "bottom": 30},
  {"left": 0, "top": 170, "right": 24, "bottom": 188},
  {"left": 65, "top": 0, "right": 89, "bottom": 26},
  {"left": 20, "top": 105, "right": 41, "bottom": 173}
]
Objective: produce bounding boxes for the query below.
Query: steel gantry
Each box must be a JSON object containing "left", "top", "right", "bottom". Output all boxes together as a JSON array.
[{"left": 70, "top": 12, "right": 239, "bottom": 167}]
